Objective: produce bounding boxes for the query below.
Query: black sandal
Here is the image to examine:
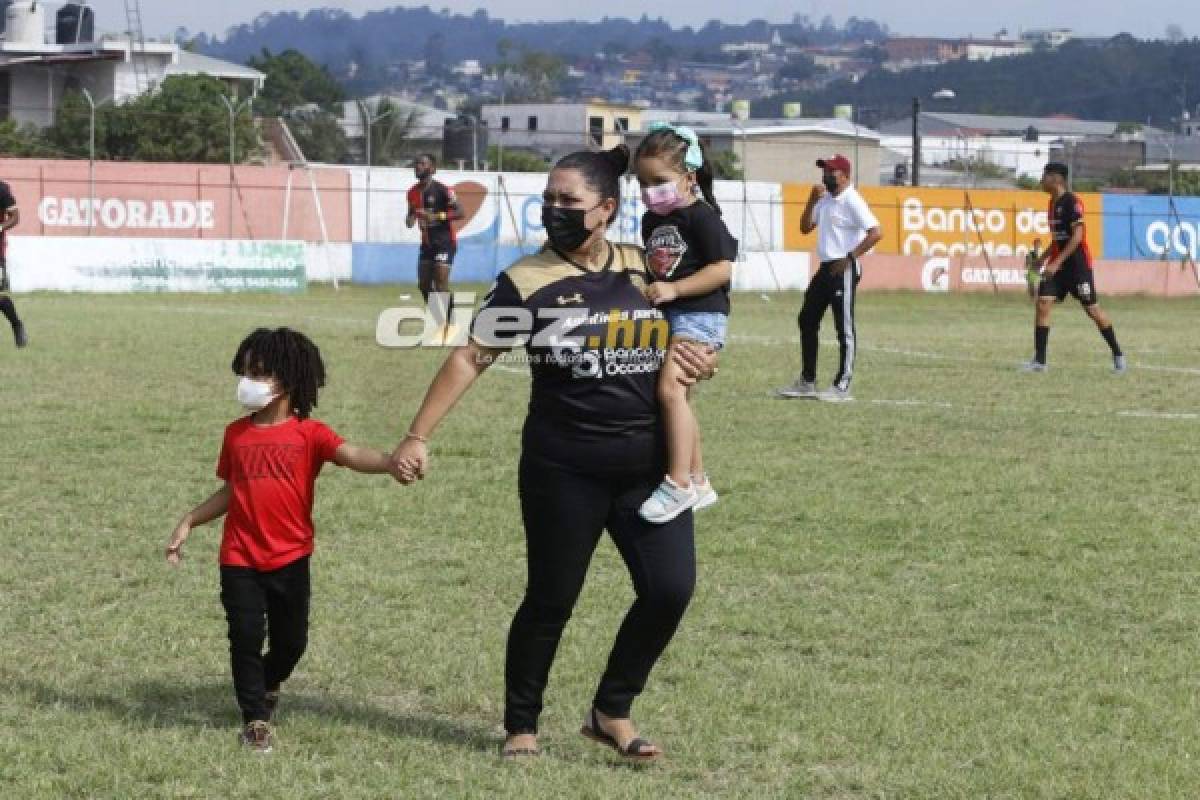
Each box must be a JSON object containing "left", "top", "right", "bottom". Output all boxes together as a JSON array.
[{"left": 580, "top": 708, "right": 662, "bottom": 763}]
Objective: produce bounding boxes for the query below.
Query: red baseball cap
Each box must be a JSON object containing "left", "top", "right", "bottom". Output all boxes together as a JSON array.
[{"left": 816, "top": 154, "right": 852, "bottom": 176}]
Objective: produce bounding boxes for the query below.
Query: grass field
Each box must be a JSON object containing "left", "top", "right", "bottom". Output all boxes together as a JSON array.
[{"left": 1, "top": 285, "right": 1199, "bottom": 799}]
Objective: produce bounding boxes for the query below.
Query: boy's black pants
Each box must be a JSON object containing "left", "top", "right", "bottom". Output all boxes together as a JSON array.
[{"left": 220, "top": 555, "right": 311, "bottom": 724}]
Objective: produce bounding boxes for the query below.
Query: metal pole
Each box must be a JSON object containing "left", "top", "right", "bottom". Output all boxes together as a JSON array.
[
  {"left": 82, "top": 89, "right": 95, "bottom": 235},
  {"left": 498, "top": 77, "right": 505, "bottom": 172},
  {"left": 852, "top": 106, "right": 860, "bottom": 186},
  {"left": 220, "top": 94, "right": 236, "bottom": 237},
  {"left": 359, "top": 100, "right": 373, "bottom": 244},
  {"left": 911, "top": 96, "right": 921, "bottom": 187},
  {"left": 732, "top": 121, "right": 748, "bottom": 260}
]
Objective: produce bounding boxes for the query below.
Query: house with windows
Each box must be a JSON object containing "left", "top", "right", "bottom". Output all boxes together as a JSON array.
[{"left": 481, "top": 101, "right": 643, "bottom": 161}]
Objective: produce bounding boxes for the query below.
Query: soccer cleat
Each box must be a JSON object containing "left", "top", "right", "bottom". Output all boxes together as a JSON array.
[
  {"left": 13, "top": 321, "right": 26, "bottom": 349},
  {"left": 775, "top": 377, "right": 817, "bottom": 399},
  {"left": 1112, "top": 355, "right": 1127, "bottom": 374},
  {"left": 239, "top": 720, "right": 273, "bottom": 754},
  {"left": 692, "top": 474, "right": 719, "bottom": 511},
  {"left": 639, "top": 476, "right": 698, "bottom": 524},
  {"left": 817, "top": 386, "right": 854, "bottom": 403},
  {"left": 1019, "top": 360, "right": 1047, "bottom": 373}
]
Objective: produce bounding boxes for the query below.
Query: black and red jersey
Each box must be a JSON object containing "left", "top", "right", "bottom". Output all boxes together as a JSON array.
[
  {"left": 1048, "top": 191, "right": 1092, "bottom": 271},
  {"left": 407, "top": 179, "right": 459, "bottom": 248}
]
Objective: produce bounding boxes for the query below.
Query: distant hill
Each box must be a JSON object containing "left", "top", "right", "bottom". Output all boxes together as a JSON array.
[
  {"left": 190, "top": 7, "right": 887, "bottom": 91},
  {"left": 754, "top": 35, "right": 1200, "bottom": 129}
]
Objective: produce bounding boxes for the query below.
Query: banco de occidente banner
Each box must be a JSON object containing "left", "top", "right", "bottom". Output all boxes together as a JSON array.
[{"left": 782, "top": 184, "right": 1105, "bottom": 261}]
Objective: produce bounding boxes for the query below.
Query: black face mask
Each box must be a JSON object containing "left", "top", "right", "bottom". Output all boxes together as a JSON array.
[
  {"left": 822, "top": 173, "right": 839, "bottom": 193},
  {"left": 542, "top": 203, "right": 602, "bottom": 253}
]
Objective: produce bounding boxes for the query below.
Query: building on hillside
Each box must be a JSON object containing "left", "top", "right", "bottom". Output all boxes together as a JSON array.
[
  {"left": 961, "top": 38, "right": 1031, "bottom": 61},
  {"left": 1020, "top": 28, "right": 1073, "bottom": 49},
  {"left": 882, "top": 38, "right": 967, "bottom": 71},
  {"left": 481, "top": 101, "right": 644, "bottom": 161}
]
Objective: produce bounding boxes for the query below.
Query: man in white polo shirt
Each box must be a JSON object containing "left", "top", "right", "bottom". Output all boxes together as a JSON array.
[{"left": 777, "top": 154, "right": 882, "bottom": 402}]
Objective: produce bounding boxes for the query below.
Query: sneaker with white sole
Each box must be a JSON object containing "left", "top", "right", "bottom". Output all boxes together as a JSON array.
[
  {"left": 1113, "top": 355, "right": 1127, "bottom": 374},
  {"left": 817, "top": 386, "right": 854, "bottom": 403},
  {"left": 239, "top": 720, "right": 273, "bottom": 754},
  {"left": 1019, "top": 360, "right": 1048, "bottom": 373},
  {"left": 692, "top": 475, "right": 719, "bottom": 511},
  {"left": 776, "top": 377, "right": 817, "bottom": 398},
  {"left": 639, "top": 476, "right": 698, "bottom": 524}
]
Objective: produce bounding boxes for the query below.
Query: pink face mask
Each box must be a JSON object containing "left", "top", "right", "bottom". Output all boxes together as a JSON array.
[{"left": 642, "top": 183, "right": 685, "bottom": 215}]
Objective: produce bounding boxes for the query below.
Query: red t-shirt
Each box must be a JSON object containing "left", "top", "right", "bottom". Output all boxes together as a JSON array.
[{"left": 216, "top": 415, "right": 344, "bottom": 571}]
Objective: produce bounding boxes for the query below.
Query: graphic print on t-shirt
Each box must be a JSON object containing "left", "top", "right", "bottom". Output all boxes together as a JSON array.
[
  {"left": 230, "top": 443, "right": 304, "bottom": 481},
  {"left": 645, "top": 225, "right": 688, "bottom": 279}
]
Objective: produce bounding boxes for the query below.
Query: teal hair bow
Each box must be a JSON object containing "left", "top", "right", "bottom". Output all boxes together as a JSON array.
[{"left": 646, "top": 121, "right": 704, "bottom": 172}]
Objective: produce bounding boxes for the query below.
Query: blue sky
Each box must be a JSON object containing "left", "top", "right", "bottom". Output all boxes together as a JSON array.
[{"left": 91, "top": 0, "right": 1192, "bottom": 41}]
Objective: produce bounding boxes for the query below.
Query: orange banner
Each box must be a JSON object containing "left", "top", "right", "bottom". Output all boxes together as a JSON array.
[{"left": 783, "top": 185, "right": 1104, "bottom": 262}]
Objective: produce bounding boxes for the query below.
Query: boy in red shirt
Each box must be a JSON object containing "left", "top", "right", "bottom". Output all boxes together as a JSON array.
[{"left": 165, "top": 327, "right": 398, "bottom": 753}]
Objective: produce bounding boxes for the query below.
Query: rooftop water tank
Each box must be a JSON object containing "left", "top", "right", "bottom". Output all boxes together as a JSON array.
[{"left": 56, "top": 3, "right": 94, "bottom": 45}]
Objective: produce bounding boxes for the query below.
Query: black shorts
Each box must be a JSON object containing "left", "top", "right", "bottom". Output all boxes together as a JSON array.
[
  {"left": 419, "top": 240, "right": 456, "bottom": 267},
  {"left": 1038, "top": 263, "right": 1098, "bottom": 306}
]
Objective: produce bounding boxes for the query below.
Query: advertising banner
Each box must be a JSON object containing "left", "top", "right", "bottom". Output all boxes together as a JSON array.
[{"left": 8, "top": 237, "right": 306, "bottom": 293}]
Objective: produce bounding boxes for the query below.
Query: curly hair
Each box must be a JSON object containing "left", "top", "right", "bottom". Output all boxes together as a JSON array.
[{"left": 231, "top": 327, "right": 326, "bottom": 418}]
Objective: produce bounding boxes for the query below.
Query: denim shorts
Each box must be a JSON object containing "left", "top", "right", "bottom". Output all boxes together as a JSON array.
[{"left": 663, "top": 309, "right": 728, "bottom": 350}]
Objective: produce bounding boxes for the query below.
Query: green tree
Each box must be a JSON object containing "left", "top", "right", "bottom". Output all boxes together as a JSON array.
[
  {"left": 0, "top": 119, "right": 55, "bottom": 157},
  {"left": 363, "top": 98, "right": 423, "bottom": 167},
  {"left": 248, "top": 48, "right": 346, "bottom": 116},
  {"left": 247, "top": 49, "right": 348, "bottom": 162},
  {"left": 287, "top": 109, "right": 348, "bottom": 163},
  {"left": 49, "top": 77, "right": 259, "bottom": 163},
  {"left": 709, "top": 148, "right": 743, "bottom": 180}
]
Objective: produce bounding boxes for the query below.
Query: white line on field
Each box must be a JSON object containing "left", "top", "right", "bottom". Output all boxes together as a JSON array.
[{"left": 1117, "top": 410, "right": 1200, "bottom": 420}]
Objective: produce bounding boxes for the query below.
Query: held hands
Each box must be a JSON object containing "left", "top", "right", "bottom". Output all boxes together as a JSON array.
[
  {"left": 670, "top": 340, "right": 718, "bottom": 387},
  {"left": 165, "top": 520, "right": 189, "bottom": 566},
  {"left": 829, "top": 257, "right": 852, "bottom": 277},
  {"left": 389, "top": 437, "right": 429, "bottom": 485},
  {"left": 644, "top": 282, "right": 679, "bottom": 306}
]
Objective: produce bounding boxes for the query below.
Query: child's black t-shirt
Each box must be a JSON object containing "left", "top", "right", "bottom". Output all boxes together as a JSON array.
[{"left": 642, "top": 201, "right": 738, "bottom": 315}]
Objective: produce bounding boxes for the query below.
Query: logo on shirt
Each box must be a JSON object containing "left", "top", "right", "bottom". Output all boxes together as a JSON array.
[
  {"left": 232, "top": 444, "right": 303, "bottom": 481},
  {"left": 646, "top": 225, "right": 687, "bottom": 279},
  {"left": 556, "top": 292, "right": 584, "bottom": 305}
]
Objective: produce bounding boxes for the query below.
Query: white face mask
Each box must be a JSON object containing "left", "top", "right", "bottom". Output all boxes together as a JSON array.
[{"left": 236, "top": 376, "right": 277, "bottom": 412}]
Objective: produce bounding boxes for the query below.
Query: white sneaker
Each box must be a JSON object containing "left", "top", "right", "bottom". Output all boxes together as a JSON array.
[
  {"left": 692, "top": 475, "right": 719, "bottom": 511},
  {"left": 817, "top": 386, "right": 854, "bottom": 403},
  {"left": 1113, "top": 355, "right": 1127, "bottom": 374},
  {"left": 1019, "top": 360, "right": 1048, "bottom": 373},
  {"left": 776, "top": 377, "right": 817, "bottom": 398},
  {"left": 639, "top": 476, "right": 699, "bottom": 524}
]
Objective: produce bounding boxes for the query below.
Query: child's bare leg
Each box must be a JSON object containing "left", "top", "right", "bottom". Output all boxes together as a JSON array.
[
  {"left": 690, "top": 408, "right": 705, "bottom": 479},
  {"left": 659, "top": 344, "right": 697, "bottom": 487}
]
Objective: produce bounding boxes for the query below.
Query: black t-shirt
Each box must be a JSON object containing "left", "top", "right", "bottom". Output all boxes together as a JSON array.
[
  {"left": 472, "top": 243, "right": 667, "bottom": 446},
  {"left": 642, "top": 201, "right": 737, "bottom": 314},
  {"left": 407, "top": 180, "right": 458, "bottom": 249},
  {"left": 1049, "top": 191, "right": 1092, "bottom": 272}
]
